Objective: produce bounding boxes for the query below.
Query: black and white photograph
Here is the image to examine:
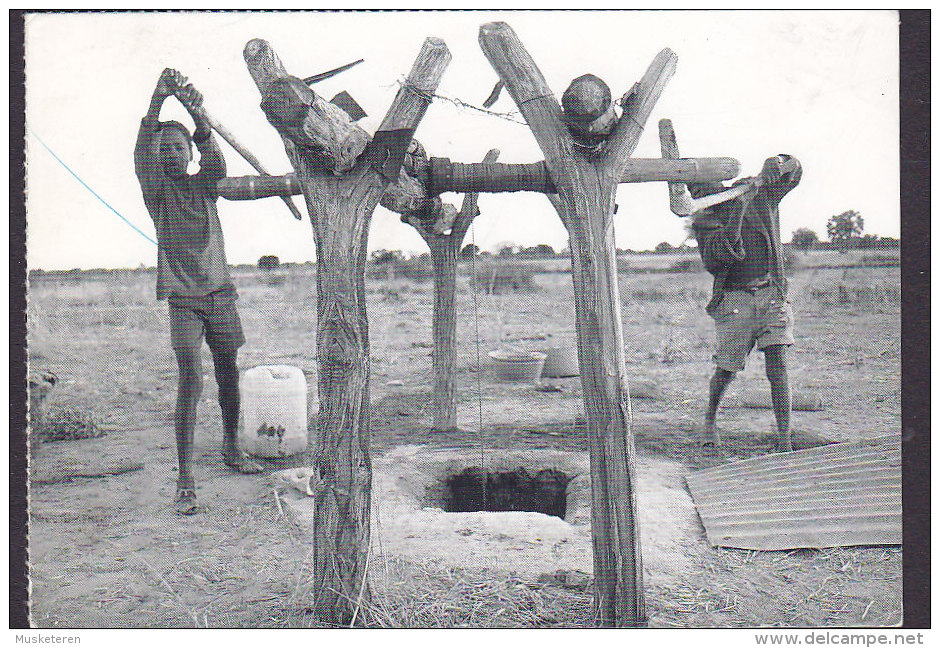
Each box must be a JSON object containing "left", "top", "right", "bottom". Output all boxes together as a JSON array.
[{"left": 14, "top": 9, "right": 925, "bottom": 633}]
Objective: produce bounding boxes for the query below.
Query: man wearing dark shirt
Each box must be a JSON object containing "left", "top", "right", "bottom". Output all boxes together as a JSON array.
[
  {"left": 135, "top": 68, "right": 262, "bottom": 515},
  {"left": 691, "top": 154, "right": 802, "bottom": 453}
]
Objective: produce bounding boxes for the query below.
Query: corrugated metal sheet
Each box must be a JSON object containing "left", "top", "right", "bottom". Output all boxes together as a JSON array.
[{"left": 686, "top": 436, "right": 901, "bottom": 550}]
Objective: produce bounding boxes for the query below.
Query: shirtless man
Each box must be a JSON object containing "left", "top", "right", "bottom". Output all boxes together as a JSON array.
[{"left": 134, "top": 68, "right": 263, "bottom": 514}]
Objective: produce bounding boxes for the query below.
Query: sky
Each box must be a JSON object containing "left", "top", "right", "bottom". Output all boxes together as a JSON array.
[{"left": 23, "top": 10, "right": 900, "bottom": 270}]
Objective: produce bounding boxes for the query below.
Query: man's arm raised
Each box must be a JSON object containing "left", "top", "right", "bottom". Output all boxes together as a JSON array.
[
  {"left": 762, "top": 155, "right": 802, "bottom": 204},
  {"left": 176, "top": 83, "right": 226, "bottom": 183},
  {"left": 135, "top": 68, "right": 183, "bottom": 183}
]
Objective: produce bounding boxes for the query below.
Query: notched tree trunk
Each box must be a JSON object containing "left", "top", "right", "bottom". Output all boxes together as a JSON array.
[
  {"left": 243, "top": 36, "right": 450, "bottom": 625},
  {"left": 428, "top": 241, "right": 459, "bottom": 431},
  {"left": 479, "top": 20, "right": 678, "bottom": 627},
  {"left": 406, "top": 149, "right": 498, "bottom": 432}
]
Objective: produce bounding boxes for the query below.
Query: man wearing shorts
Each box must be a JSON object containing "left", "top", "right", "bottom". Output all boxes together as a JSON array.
[
  {"left": 691, "top": 154, "right": 802, "bottom": 453},
  {"left": 135, "top": 68, "right": 262, "bottom": 514}
]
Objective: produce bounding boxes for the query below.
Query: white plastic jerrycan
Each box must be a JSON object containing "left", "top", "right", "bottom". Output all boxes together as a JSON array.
[{"left": 239, "top": 365, "right": 308, "bottom": 458}]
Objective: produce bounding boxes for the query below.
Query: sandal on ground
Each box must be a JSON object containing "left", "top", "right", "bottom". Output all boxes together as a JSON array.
[
  {"left": 700, "top": 438, "right": 724, "bottom": 452},
  {"left": 697, "top": 438, "right": 726, "bottom": 462}
]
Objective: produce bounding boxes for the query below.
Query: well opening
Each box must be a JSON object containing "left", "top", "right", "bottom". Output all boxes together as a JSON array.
[{"left": 440, "top": 467, "right": 573, "bottom": 519}]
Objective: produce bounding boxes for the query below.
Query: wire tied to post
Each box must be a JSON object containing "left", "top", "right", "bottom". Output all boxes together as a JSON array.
[{"left": 395, "top": 79, "right": 528, "bottom": 126}]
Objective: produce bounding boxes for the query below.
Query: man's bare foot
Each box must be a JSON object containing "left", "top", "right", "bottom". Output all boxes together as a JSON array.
[
  {"left": 224, "top": 451, "right": 264, "bottom": 474},
  {"left": 703, "top": 420, "right": 721, "bottom": 449},
  {"left": 175, "top": 487, "right": 198, "bottom": 515},
  {"left": 693, "top": 439, "right": 726, "bottom": 467}
]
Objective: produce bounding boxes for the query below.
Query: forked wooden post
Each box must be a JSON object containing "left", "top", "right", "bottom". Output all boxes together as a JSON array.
[
  {"left": 480, "top": 21, "right": 677, "bottom": 627},
  {"left": 243, "top": 36, "right": 451, "bottom": 625},
  {"left": 405, "top": 149, "right": 500, "bottom": 431}
]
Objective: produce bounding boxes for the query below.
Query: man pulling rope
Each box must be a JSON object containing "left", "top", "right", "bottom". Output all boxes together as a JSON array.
[
  {"left": 134, "top": 68, "right": 266, "bottom": 515},
  {"left": 690, "top": 154, "right": 803, "bottom": 453}
]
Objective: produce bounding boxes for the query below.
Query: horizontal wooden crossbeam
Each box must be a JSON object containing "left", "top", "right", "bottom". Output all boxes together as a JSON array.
[
  {"left": 216, "top": 155, "right": 739, "bottom": 203},
  {"left": 425, "top": 156, "right": 739, "bottom": 195}
]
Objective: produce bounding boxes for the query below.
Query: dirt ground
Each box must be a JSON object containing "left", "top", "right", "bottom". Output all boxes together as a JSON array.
[{"left": 25, "top": 250, "right": 903, "bottom": 627}]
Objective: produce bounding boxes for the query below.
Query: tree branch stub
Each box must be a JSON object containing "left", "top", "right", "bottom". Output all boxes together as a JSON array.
[
  {"left": 244, "top": 38, "right": 370, "bottom": 176},
  {"left": 379, "top": 37, "right": 452, "bottom": 132},
  {"left": 604, "top": 48, "right": 678, "bottom": 180},
  {"left": 478, "top": 22, "right": 572, "bottom": 170}
]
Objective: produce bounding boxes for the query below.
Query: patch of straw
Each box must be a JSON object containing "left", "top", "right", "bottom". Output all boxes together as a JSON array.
[
  {"left": 362, "top": 557, "right": 593, "bottom": 628},
  {"left": 36, "top": 406, "right": 104, "bottom": 442}
]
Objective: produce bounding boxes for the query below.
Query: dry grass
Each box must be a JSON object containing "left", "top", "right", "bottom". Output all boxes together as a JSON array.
[
  {"left": 470, "top": 263, "right": 539, "bottom": 294},
  {"left": 364, "top": 558, "right": 594, "bottom": 628},
  {"left": 629, "top": 285, "right": 709, "bottom": 303},
  {"left": 808, "top": 284, "right": 901, "bottom": 309},
  {"left": 235, "top": 543, "right": 901, "bottom": 628},
  {"left": 25, "top": 250, "right": 902, "bottom": 628},
  {"left": 648, "top": 546, "right": 904, "bottom": 628},
  {"left": 668, "top": 256, "right": 705, "bottom": 273},
  {"left": 366, "top": 255, "right": 434, "bottom": 282},
  {"left": 35, "top": 406, "right": 104, "bottom": 442},
  {"left": 246, "top": 550, "right": 594, "bottom": 628}
]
